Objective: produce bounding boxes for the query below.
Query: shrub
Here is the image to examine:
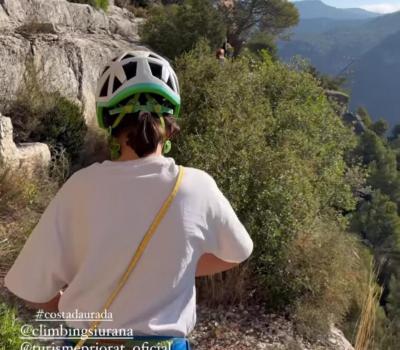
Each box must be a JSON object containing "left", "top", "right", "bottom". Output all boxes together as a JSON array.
[
  {"left": 0, "top": 303, "right": 33, "bottom": 350},
  {"left": 140, "top": 0, "right": 226, "bottom": 59},
  {"left": 0, "top": 166, "right": 59, "bottom": 279},
  {"left": 68, "top": 0, "right": 109, "bottom": 11},
  {"left": 29, "top": 93, "right": 87, "bottom": 165},
  {"left": 351, "top": 190, "right": 400, "bottom": 249},
  {"left": 289, "top": 219, "right": 371, "bottom": 338},
  {"left": 7, "top": 63, "right": 87, "bottom": 174},
  {"left": 174, "top": 42, "right": 362, "bottom": 327}
]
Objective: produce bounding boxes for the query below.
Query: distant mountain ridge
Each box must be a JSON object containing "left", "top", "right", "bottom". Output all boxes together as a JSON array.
[
  {"left": 278, "top": 2, "right": 400, "bottom": 126},
  {"left": 348, "top": 30, "right": 400, "bottom": 123},
  {"left": 295, "top": 0, "right": 380, "bottom": 20}
]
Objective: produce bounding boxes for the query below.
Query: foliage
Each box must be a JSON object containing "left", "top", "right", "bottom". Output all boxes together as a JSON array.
[
  {"left": 371, "top": 118, "right": 389, "bottom": 137},
  {"left": 7, "top": 62, "right": 87, "bottom": 172},
  {"left": 115, "top": 0, "right": 180, "bottom": 7},
  {"left": 357, "top": 107, "right": 373, "bottom": 128},
  {"left": 0, "top": 167, "right": 58, "bottom": 271},
  {"left": 306, "top": 65, "right": 347, "bottom": 91},
  {"left": 68, "top": 0, "right": 109, "bottom": 11},
  {"left": 217, "top": 0, "right": 299, "bottom": 53},
  {"left": 373, "top": 275, "right": 400, "bottom": 349},
  {"left": 30, "top": 93, "right": 87, "bottom": 165},
  {"left": 0, "top": 303, "right": 32, "bottom": 350},
  {"left": 352, "top": 129, "right": 400, "bottom": 206},
  {"left": 173, "top": 43, "right": 363, "bottom": 335},
  {"left": 347, "top": 106, "right": 400, "bottom": 346},
  {"left": 140, "top": 0, "right": 226, "bottom": 59},
  {"left": 351, "top": 190, "right": 400, "bottom": 249},
  {"left": 244, "top": 32, "right": 278, "bottom": 61},
  {"left": 289, "top": 219, "right": 369, "bottom": 338},
  {"left": 391, "top": 124, "right": 400, "bottom": 140},
  {"left": 353, "top": 264, "right": 382, "bottom": 350}
]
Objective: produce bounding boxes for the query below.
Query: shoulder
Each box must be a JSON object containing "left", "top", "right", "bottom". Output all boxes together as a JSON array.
[
  {"left": 57, "top": 163, "right": 98, "bottom": 197},
  {"left": 178, "top": 166, "right": 224, "bottom": 211},
  {"left": 181, "top": 166, "right": 218, "bottom": 190}
]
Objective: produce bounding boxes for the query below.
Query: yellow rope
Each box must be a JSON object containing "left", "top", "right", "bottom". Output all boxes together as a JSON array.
[{"left": 74, "top": 166, "right": 184, "bottom": 349}]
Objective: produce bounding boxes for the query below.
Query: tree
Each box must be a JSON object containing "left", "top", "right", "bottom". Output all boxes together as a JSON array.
[
  {"left": 357, "top": 106, "right": 373, "bottom": 128},
  {"left": 351, "top": 190, "right": 400, "bottom": 248},
  {"left": 372, "top": 118, "right": 389, "bottom": 137},
  {"left": 306, "top": 65, "right": 347, "bottom": 91},
  {"left": 245, "top": 32, "right": 278, "bottom": 60},
  {"left": 217, "top": 0, "right": 299, "bottom": 54},
  {"left": 391, "top": 124, "right": 400, "bottom": 140},
  {"left": 140, "top": 0, "right": 226, "bottom": 59},
  {"left": 387, "top": 275, "right": 400, "bottom": 322},
  {"left": 353, "top": 129, "right": 400, "bottom": 205}
]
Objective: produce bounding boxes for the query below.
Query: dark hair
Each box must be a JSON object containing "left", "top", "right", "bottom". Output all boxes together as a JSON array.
[{"left": 104, "top": 94, "right": 180, "bottom": 158}]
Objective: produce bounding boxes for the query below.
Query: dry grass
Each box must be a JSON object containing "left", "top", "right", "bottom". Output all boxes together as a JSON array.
[
  {"left": 0, "top": 165, "right": 59, "bottom": 280},
  {"left": 354, "top": 264, "right": 382, "bottom": 350},
  {"left": 288, "top": 217, "right": 369, "bottom": 340},
  {"left": 196, "top": 263, "right": 253, "bottom": 306}
]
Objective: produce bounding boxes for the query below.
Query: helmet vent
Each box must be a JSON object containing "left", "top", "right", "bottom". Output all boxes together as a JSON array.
[
  {"left": 100, "top": 77, "right": 109, "bottom": 97},
  {"left": 113, "top": 76, "right": 122, "bottom": 93},
  {"left": 122, "top": 54, "right": 135, "bottom": 60},
  {"left": 123, "top": 62, "right": 137, "bottom": 80},
  {"left": 166, "top": 76, "right": 174, "bottom": 90},
  {"left": 149, "top": 62, "right": 163, "bottom": 79},
  {"left": 149, "top": 54, "right": 159, "bottom": 59},
  {"left": 101, "top": 66, "right": 109, "bottom": 75}
]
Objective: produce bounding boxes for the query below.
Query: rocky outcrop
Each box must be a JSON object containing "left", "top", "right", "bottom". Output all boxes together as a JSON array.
[
  {"left": 0, "top": 114, "right": 20, "bottom": 170},
  {"left": 325, "top": 90, "right": 350, "bottom": 116},
  {"left": 342, "top": 112, "right": 366, "bottom": 135},
  {"left": 0, "top": 114, "right": 51, "bottom": 177},
  {"left": 0, "top": 0, "right": 145, "bottom": 126}
]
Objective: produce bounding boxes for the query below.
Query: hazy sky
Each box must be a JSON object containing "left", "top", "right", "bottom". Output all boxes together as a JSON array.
[{"left": 292, "top": 0, "right": 400, "bottom": 13}]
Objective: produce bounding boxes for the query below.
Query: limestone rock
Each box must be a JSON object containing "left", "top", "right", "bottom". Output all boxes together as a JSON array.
[
  {"left": 0, "top": 114, "right": 20, "bottom": 170},
  {"left": 0, "top": 0, "right": 146, "bottom": 126},
  {"left": 0, "top": 114, "right": 51, "bottom": 177},
  {"left": 17, "top": 142, "right": 51, "bottom": 177}
]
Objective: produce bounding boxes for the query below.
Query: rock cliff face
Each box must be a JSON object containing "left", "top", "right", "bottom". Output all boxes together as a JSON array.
[{"left": 0, "top": 0, "right": 143, "bottom": 126}]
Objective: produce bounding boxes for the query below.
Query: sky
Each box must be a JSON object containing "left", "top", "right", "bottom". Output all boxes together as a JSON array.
[{"left": 292, "top": 0, "right": 400, "bottom": 13}]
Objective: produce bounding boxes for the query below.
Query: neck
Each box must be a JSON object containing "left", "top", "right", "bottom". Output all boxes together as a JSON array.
[{"left": 115, "top": 143, "right": 163, "bottom": 162}]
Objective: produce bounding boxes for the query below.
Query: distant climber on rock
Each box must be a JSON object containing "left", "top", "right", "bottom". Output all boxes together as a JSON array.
[
  {"left": 216, "top": 47, "right": 226, "bottom": 64},
  {"left": 4, "top": 49, "right": 253, "bottom": 349}
]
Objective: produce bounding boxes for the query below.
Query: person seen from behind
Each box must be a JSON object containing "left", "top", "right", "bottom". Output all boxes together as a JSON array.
[{"left": 5, "top": 50, "right": 254, "bottom": 350}]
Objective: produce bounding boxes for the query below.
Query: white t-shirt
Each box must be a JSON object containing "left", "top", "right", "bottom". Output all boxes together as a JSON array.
[{"left": 5, "top": 155, "right": 253, "bottom": 336}]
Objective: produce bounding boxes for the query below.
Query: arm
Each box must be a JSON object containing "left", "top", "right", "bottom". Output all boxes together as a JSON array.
[
  {"left": 196, "top": 253, "right": 239, "bottom": 277},
  {"left": 25, "top": 291, "right": 62, "bottom": 312}
]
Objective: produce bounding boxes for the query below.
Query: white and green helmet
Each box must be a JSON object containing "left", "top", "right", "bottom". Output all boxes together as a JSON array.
[{"left": 95, "top": 50, "right": 181, "bottom": 130}]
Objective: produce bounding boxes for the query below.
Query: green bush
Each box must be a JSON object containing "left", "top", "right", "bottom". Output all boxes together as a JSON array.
[
  {"left": 30, "top": 93, "right": 87, "bottom": 165},
  {"left": 7, "top": 63, "right": 87, "bottom": 172},
  {"left": 174, "top": 42, "right": 363, "bottom": 328},
  {"left": 140, "top": 0, "right": 226, "bottom": 59},
  {"left": 351, "top": 190, "right": 400, "bottom": 249},
  {"left": 68, "top": 0, "right": 109, "bottom": 11},
  {"left": 0, "top": 303, "right": 33, "bottom": 350}
]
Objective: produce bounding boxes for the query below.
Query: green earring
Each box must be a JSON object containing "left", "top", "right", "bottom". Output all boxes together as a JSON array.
[
  {"left": 108, "top": 129, "right": 121, "bottom": 160},
  {"left": 163, "top": 140, "right": 172, "bottom": 154}
]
